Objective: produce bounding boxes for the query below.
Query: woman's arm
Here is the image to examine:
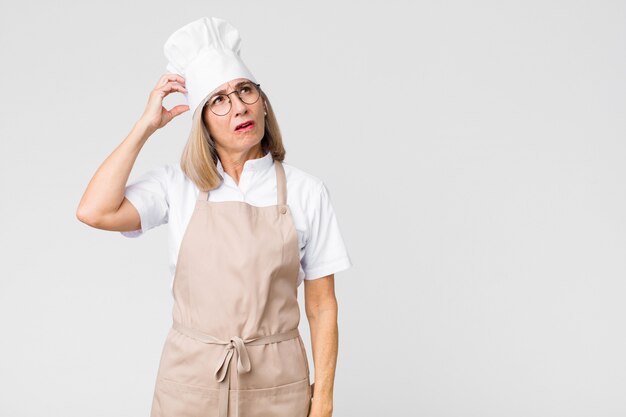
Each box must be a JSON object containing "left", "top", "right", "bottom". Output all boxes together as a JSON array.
[
  {"left": 304, "top": 274, "right": 338, "bottom": 417},
  {"left": 76, "top": 74, "right": 188, "bottom": 232},
  {"left": 76, "top": 120, "right": 154, "bottom": 232}
]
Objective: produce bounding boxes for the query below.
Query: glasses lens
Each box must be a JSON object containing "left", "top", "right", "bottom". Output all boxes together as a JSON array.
[
  {"left": 209, "top": 95, "right": 230, "bottom": 116},
  {"left": 239, "top": 82, "right": 260, "bottom": 105}
]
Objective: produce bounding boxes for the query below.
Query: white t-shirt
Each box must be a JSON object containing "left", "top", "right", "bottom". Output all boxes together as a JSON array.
[{"left": 120, "top": 151, "right": 353, "bottom": 289}]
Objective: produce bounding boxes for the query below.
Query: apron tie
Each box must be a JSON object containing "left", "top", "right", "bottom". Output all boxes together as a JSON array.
[
  {"left": 172, "top": 320, "right": 300, "bottom": 417},
  {"left": 215, "top": 336, "right": 252, "bottom": 382}
]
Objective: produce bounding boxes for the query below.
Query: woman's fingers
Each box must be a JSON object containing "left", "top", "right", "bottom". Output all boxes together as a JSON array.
[
  {"left": 167, "top": 104, "right": 190, "bottom": 119},
  {"left": 157, "top": 81, "right": 188, "bottom": 96},
  {"left": 155, "top": 73, "right": 186, "bottom": 89},
  {"left": 138, "top": 74, "right": 189, "bottom": 132},
  {"left": 157, "top": 82, "right": 189, "bottom": 122}
]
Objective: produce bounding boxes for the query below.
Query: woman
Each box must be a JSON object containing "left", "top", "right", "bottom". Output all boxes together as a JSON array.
[{"left": 76, "top": 17, "right": 352, "bottom": 417}]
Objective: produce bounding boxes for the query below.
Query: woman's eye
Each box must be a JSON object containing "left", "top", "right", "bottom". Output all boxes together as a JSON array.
[
  {"left": 213, "top": 96, "right": 223, "bottom": 104},
  {"left": 240, "top": 86, "right": 250, "bottom": 94}
]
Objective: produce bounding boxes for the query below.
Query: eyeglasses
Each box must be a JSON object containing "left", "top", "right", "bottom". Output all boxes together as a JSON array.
[{"left": 204, "top": 81, "right": 262, "bottom": 116}]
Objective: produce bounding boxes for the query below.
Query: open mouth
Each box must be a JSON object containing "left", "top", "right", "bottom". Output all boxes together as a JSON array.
[{"left": 235, "top": 121, "right": 255, "bottom": 131}]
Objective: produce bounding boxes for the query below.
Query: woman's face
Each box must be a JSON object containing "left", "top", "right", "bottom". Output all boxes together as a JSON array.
[{"left": 202, "top": 77, "right": 266, "bottom": 153}]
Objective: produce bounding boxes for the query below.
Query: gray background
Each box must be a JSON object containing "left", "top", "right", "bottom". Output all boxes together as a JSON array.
[{"left": 1, "top": 1, "right": 625, "bottom": 416}]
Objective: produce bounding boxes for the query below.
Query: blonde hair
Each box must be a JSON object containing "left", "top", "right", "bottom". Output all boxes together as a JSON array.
[{"left": 179, "top": 87, "right": 286, "bottom": 191}]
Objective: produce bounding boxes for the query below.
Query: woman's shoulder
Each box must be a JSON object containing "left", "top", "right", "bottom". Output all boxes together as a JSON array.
[
  {"left": 280, "top": 161, "right": 324, "bottom": 190},
  {"left": 142, "top": 161, "right": 184, "bottom": 188},
  {"left": 280, "top": 160, "right": 329, "bottom": 205},
  {"left": 149, "top": 161, "right": 197, "bottom": 200}
]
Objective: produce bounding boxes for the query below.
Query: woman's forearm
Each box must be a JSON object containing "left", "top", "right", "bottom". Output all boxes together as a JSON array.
[
  {"left": 76, "top": 120, "right": 154, "bottom": 222},
  {"left": 308, "top": 304, "right": 338, "bottom": 416}
]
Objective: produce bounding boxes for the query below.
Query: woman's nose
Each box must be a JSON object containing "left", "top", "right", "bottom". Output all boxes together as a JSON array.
[{"left": 230, "top": 93, "right": 248, "bottom": 115}]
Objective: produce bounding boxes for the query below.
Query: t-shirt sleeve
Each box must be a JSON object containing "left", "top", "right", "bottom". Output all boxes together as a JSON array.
[
  {"left": 301, "top": 181, "right": 353, "bottom": 280},
  {"left": 119, "top": 164, "right": 170, "bottom": 238}
]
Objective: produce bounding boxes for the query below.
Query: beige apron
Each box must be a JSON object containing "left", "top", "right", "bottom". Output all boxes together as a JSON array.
[{"left": 150, "top": 159, "right": 313, "bottom": 417}]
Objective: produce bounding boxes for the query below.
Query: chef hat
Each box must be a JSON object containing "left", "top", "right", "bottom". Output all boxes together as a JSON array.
[{"left": 163, "top": 16, "right": 258, "bottom": 117}]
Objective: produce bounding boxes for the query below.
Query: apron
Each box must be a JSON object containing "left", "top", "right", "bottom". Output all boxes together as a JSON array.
[{"left": 150, "top": 159, "right": 313, "bottom": 417}]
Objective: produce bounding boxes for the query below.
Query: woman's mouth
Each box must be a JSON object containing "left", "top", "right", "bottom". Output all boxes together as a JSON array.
[{"left": 235, "top": 121, "right": 255, "bottom": 132}]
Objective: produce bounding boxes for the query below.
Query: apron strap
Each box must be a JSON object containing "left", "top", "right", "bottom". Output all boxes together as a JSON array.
[
  {"left": 275, "top": 160, "right": 287, "bottom": 206},
  {"left": 198, "top": 189, "right": 209, "bottom": 201}
]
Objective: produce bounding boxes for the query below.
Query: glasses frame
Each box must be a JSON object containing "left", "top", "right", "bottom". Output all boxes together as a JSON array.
[{"left": 204, "top": 82, "right": 262, "bottom": 116}]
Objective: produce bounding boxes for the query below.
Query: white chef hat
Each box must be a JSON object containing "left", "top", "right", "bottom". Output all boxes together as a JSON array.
[{"left": 163, "top": 16, "right": 258, "bottom": 117}]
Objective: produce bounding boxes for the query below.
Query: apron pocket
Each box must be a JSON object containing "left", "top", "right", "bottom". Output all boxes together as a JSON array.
[
  {"left": 236, "top": 377, "right": 311, "bottom": 417},
  {"left": 151, "top": 377, "right": 221, "bottom": 417}
]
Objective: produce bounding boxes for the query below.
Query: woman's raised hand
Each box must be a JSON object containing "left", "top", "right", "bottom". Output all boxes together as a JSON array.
[{"left": 138, "top": 74, "right": 190, "bottom": 133}]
